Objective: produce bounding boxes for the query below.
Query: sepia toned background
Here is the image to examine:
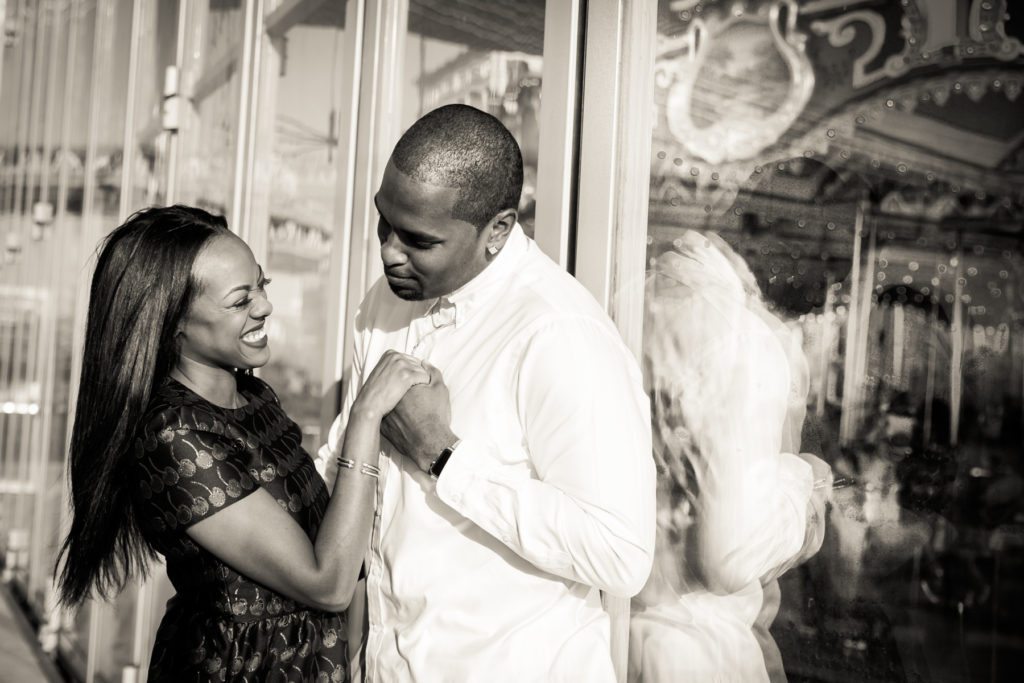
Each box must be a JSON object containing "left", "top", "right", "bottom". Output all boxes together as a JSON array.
[{"left": 1, "top": 1, "right": 1022, "bottom": 681}]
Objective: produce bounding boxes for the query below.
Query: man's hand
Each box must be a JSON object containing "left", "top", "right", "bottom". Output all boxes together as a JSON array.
[{"left": 381, "top": 363, "right": 458, "bottom": 472}]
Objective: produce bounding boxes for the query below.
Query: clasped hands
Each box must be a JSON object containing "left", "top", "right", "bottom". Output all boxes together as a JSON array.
[{"left": 379, "top": 356, "right": 459, "bottom": 474}]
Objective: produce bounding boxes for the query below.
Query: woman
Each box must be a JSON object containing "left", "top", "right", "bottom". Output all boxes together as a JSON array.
[
  {"left": 56, "top": 205, "right": 428, "bottom": 681},
  {"left": 628, "top": 230, "right": 831, "bottom": 682}
]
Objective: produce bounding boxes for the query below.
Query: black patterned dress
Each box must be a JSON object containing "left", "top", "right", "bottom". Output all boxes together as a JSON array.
[{"left": 131, "top": 375, "right": 346, "bottom": 683}]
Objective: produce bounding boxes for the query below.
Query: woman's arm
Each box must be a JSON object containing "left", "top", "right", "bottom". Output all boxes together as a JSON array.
[{"left": 185, "top": 351, "right": 425, "bottom": 611}]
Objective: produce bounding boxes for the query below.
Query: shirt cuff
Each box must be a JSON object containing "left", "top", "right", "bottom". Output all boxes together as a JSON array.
[{"left": 434, "top": 437, "right": 487, "bottom": 511}]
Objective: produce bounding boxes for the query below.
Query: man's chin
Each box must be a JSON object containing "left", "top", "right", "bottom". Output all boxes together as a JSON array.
[{"left": 387, "top": 281, "right": 425, "bottom": 301}]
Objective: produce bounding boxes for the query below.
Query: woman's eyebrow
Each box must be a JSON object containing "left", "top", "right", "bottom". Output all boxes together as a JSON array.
[{"left": 223, "top": 266, "right": 264, "bottom": 298}]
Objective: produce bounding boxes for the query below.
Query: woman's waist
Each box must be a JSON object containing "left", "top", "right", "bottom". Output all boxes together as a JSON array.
[{"left": 166, "top": 590, "right": 343, "bottom": 623}]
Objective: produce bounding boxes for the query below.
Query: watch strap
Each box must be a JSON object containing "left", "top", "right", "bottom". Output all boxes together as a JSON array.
[{"left": 429, "top": 439, "right": 461, "bottom": 479}]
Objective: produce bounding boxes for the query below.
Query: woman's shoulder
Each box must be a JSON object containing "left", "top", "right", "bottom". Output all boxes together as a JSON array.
[
  {"left": 133, "top": 382, "right": 256, "bottom": 489},
  {"left": 141, "top": 379, "right": 240, "bottom": 442}
]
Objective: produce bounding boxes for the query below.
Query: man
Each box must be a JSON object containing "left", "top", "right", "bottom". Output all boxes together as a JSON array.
[{"left": 318, "top": 104, "right": 655, "bottom": 682}]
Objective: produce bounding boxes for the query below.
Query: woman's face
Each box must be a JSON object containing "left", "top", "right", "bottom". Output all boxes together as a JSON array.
[{"left": 177, "top": 234, "right": 273, "bottom": 373}]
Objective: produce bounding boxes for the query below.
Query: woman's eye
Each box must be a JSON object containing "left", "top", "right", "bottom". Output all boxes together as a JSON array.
[
  {"left": 260, "top": 277, "right": 272, "bottom": 289},
  {"left": 233, "top": 297, "right": 252, "bottom": 308}
]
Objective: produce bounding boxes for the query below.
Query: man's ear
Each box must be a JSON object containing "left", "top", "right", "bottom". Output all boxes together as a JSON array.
[{"left": 484, "top": 208, "right": 517, "bottom": 253}]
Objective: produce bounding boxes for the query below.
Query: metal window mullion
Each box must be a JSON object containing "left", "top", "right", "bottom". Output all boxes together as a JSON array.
[
  {"left": 74, "top": 2, "right": 121, "bottom": 680},
  {"left": 8, "top": 0, "right": 37, "bottom": 223},
  {"left": 0, "top": 0, "right": 7, "bottom": 95},
  {"left": 320, "top": 0, "right": 366, "bottom": 432},
  {"left": 229, "top": 0, "right": 257, "bottom": 237},
  {"left": 532, "top": 0, "right": 582, "bottom": 269},
  {"left": 6, "top": 0, "right": 44, "bottom": 576},
  {"left": 116, "top": 0, "right": 144, "bottom": 220},
  {"left": 40, "top": 0, "right": 84, "bottom": 652},
  {"left": 573, "top": 1, "right": 656, "bottom": 681},
  {"left": 27, "top": 0, "right": 71, "bottom": 605},
  {"left": 239, "top": 0, "right": 265, "bottom": 259},
  {"left": 340, "top": 0, "right": 408, "bottom": 380},
  {"left": 164, "top": 0, "right": 191, "bottom": 204}
]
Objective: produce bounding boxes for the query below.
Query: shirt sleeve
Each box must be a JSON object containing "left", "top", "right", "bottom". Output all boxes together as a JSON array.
[
  {"left": 135, "top": 424, "right": 258, "bottom": 532},
  {"left": 434, "top": 317, "right": 657, "bottom": 598}
]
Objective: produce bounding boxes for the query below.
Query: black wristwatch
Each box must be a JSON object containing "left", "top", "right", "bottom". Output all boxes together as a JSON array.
[{"left": 429, "top": 439, "right": 461, "bottom": 480}]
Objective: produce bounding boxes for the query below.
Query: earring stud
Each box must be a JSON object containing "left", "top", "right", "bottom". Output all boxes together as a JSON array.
[{"left": 487, "top": 246, "right": 499, "bottom": 255}]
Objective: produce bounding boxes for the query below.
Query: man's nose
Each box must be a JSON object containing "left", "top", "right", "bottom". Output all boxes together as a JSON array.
[{"left": 380, "top": 230, "right": 407, "bottom": 267}]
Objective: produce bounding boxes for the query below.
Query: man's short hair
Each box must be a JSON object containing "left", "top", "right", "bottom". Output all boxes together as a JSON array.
[{"left": 391, "top": 104, "right": 524, "bottom": 229}]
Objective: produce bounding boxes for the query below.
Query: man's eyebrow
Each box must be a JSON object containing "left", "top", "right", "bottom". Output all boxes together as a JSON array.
[{"left": 374, "top": 197, "right": 443, "bottom": 241}]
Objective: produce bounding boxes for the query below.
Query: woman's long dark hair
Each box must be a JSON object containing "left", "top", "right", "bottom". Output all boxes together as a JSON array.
[{"left": 56, "top": 205, "right": 228, "bottom": 606}]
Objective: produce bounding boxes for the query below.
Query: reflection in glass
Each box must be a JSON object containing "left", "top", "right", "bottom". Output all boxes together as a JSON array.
[
  {"left": 177, "top": 0, "right": 245, "bottom": 217},
  {"left": 65, "top": 0, "right": 136, "bottom": 678},
  {"left": 128, "top": 0, "right": 180, "bottom": 208},
  {"left": 640, "top": 0, "right": 1024, "bottom": 680},
  {"left": 402, "top": 0, "right": 545, "bottom": 235},
  {"left": 253, "top": 4, "right": 349, "bottom": 454}
]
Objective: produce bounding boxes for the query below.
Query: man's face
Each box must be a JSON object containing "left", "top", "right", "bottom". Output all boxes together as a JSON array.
[{"left": 375, "top": 161, "right": 491, "bottom": 301}]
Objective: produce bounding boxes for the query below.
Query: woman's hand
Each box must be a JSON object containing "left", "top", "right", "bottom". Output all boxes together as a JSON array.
[{"left": 352, "top": 350, "right": 430, "bottom": 420}]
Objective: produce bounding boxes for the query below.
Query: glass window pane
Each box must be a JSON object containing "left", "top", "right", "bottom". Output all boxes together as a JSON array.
[
  {"left": 252, "top": 2, "right": 350, "bottom": 454},
  {"left": 177, "top": 0, "right": 245, "bottom": 217},
  {"left": 402, "top": 0, "right": 545, "bottom": 236},
  {"left": 0, "top": 0, "right": 35, "bottom": 589},
  {"left": 635, "top": 2, "right": 1024, "bottom": 681},
  {"left": 64, "top": 0, "right": 135, "bottom": 678},
  {"left": 128, "top": 0, "right": 180, "bottom": 208},
  {"left": 47, "top": 0, "right": 101, "bottom": 676},
  {"left": 28, "top": 0, "right": 72, "bottom": 619}
]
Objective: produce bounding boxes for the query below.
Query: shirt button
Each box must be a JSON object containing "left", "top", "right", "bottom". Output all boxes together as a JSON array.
[
  {"left": 501, "top": 535, "right": 512, "bottom": 544},
  {"left": 449, "top": 493, "right": 461, "bottom": 504}
]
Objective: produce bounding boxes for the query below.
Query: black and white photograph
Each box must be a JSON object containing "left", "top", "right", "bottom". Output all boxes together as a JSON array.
[{"left": 1, "top": 0, "right": 1023, "bottom": 681}]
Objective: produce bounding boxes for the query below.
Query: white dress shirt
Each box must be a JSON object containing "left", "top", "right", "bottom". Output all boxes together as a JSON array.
[{"left": 317, "top": 224, "right": 656, "bottom": 682}]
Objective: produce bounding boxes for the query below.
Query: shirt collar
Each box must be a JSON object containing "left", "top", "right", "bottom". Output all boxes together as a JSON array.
[{"left": 425, "top": 223, "right": 529, "bottom": 329}]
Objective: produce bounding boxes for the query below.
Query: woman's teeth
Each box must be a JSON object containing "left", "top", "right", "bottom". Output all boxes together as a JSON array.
[{"left": 242, "top": 328, "right": 267, "bottom": 343}]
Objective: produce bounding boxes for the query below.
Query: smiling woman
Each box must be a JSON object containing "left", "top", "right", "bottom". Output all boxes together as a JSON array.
[
  {"left": 54, "top": 205, "right": 432, "bottom": 681},
  {"left": 173, "top": 234, "right": 275, "bottom": 405}
]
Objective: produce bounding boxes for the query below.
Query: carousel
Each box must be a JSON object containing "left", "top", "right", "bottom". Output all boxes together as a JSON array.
[{"left": 648, "top": 0, "right": 1024, "bottom": 679}]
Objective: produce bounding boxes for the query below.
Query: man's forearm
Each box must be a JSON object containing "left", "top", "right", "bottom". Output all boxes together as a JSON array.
[{"left": 434, "top": 437, "right": 656, "bottom": 597}]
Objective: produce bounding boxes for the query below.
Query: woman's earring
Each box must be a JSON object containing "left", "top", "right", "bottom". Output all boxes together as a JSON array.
[{"left": 487, "top": 246, "right": 499, "bottom": 255}]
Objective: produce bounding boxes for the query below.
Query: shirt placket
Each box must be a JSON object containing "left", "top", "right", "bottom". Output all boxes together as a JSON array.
[
  {"left": 365, "top": 300, "right": 455, "bottom": 682},
  {"left": 364, "top": 459, "right": 386, "bottom": 683},
  {"left": 409, "top": 298, "right": 457, "bottom": 360}
]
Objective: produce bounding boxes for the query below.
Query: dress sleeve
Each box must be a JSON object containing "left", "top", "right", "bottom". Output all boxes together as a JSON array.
[{"left": 134, "top": 421, "right": 260, "bottom": 533}]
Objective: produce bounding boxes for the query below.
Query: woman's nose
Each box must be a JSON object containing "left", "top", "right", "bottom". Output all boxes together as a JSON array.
[
  {"left": 380, "top": 230, "right": 407, "bottom": 268},
  {"left": 252, "top": 291, "right": 273, "bottom": 318}
]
